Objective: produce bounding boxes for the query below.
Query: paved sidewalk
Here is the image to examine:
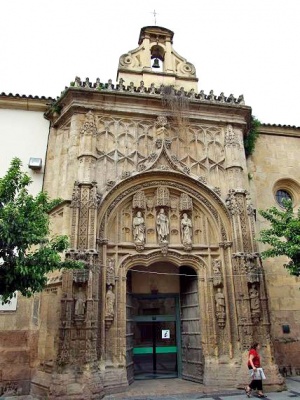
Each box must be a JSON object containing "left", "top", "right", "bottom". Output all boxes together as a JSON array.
[
  {"left": 104, "top": 377, "right": 300, "bottom": 400},
  {"left": 1, "top": 377, "right": 299, "bottom": 399}
]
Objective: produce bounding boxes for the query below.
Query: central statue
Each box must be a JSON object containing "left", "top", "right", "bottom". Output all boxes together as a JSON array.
[{"left": 156, "top": 208, "right": 169, "bottom": 243}]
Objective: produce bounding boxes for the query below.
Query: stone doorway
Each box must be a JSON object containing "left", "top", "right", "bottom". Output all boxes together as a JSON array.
[{"left": 126, "top": 263, "right": 203, "bottom": 384}]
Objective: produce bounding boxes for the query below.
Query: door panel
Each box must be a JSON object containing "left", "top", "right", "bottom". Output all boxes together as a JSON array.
[
  {"left": 180, "top": 274, "right": 203, "bottom": 383},
  {"left": 133, "top": 320, "right": 178, "bottom": 379},
  {"left": 126, "top": 290, "right": 134, "bottom": 383},
  {"left": 155, "top": 321, "right": 177, "bottom": 376},
  {"left": 131, "top": 295, "right": 179, "bottom": 380}
]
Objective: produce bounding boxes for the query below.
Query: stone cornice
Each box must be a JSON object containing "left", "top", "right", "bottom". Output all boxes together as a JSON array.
[
  {"left": 0, "top": 93, "right": 54, "bottom": 112},
  {"left": 47, "top": 86, "right": 251, "bottom": 130},
  {"left": 259, "top": 123, "right": 300, "bottom": 137}
]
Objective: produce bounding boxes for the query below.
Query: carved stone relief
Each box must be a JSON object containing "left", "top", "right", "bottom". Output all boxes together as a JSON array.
[
  {"left": 105, "top": 183, "right": 221, "bottom": 247},
  {"left": 69, "top": 182, "right": 100, "bottom": 251},
  {"left": 75, "top": 113, "right": 230, "bottom": 193}
]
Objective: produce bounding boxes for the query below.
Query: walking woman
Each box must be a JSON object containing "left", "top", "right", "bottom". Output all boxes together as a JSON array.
[{"left": 245, "top": 342, "right": 266, "bottom": 398}]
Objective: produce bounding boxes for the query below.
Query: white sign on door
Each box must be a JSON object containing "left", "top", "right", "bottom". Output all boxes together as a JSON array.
[{"left": 162, "top": 329, "right": 170, "bottom": 339}]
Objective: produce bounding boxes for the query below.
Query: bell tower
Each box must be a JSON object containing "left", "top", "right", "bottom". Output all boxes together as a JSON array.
[{"left": 117, "top": 26, "right": 198, "bottom": 91}]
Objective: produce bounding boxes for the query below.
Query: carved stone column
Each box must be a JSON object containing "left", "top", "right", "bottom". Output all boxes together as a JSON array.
[
  {"left": 225, "top": 124, "right": 246, "bottom": 189},
  {"left": 49, "top": 175, "right": 104, "bottom": 399},
  {"left": 78, "top": 111, "right": 98, "bottom": 183},
  {"left": 226, "top": 188, "right": 283, "bottom": 389}
]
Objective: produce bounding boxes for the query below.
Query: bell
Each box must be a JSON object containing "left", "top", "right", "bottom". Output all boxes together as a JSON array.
[{"left": 152, "top": 58, "right": 160, "bottom": 68}]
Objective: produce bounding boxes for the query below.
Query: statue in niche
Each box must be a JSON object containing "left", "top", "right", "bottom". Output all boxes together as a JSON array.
[
  {"left": 106, "top": 258, "right": 115, "bottom": 286},
  {"left": 246, "top": 255, "right": 260, "bottom": 284},
  {"left": 133, "top": 211, "right": 145, "bottom": 244},
  {"left": 181, "top": 213, "right": 192, "bottom": 246},
  {"left": 156, "top": 208, "right": 169, "bottom": 243},
  {"left": 249, "top": 284, "right": 260, "bottom": 312},
  {"left": 74, "top": 287, "right": 86, "bottom": 317},
  {"left": 215, "top": 288, "right": 225, "bottom": 313},
  {"left": 105, "top": 285, "right": 115, "bottom": 318},
  {"left": 215, "top": 288, "right": 226, "bottom": 328},
  {"left": 213, "top": 259, "right": 222, "bottom": 287}
]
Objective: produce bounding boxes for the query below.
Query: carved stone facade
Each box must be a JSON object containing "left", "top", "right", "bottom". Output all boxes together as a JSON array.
[
  {"left": 4, "top": 25, "right": 300, "bottom": 399},
  {"left": 32, "top": 26, "right": 285, "bottom": 398}
]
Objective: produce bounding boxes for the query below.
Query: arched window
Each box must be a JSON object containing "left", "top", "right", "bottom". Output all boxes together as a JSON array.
[
  {"left": 273, "top": 178, "right": 300, "bottom": 208},
  {"left": 275, "top": 189, "right": 292, "bottom": 207}
]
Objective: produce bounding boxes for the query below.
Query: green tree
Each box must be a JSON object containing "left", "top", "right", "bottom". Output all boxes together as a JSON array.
[
  {"left": 244, "top": 116, "right": 261, "bottom": 157},
  {"left": 258, "top": 200, "right": 300, "bottom": 276},
  {"left": 0, "top": 158, "right": 82, "bottom": 303}
]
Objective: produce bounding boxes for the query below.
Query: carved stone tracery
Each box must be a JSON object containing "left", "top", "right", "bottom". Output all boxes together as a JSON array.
[
  {"left": 156, "top": 186, "right": 170, "bottom": 207},
  {"left": 132, "top": 190, "right": 146, "bottom": 209},
  {"left": 180, "top": 193, "right": 193, "bottom": 211}
]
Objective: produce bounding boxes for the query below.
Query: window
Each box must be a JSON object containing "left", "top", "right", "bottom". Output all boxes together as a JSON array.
[
  {"left": 275, "top": 190, "right": 292, "bottom": 207},
  {"left": 273, "top": 178, "right": 300, "bottom": 209}
]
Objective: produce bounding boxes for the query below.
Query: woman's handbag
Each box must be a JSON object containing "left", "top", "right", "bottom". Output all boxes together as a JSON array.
[{"left": 251, "top": 368, "right": 266, "bottom": 380}]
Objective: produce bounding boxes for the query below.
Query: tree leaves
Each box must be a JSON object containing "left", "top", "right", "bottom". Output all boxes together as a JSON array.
[
  {"left": 244, "top": 116, "right": 261, "bottom": 157},
  {"left": 0, "top": 158, "right": 82, "bottom": 303},
  {"left": 258, "top": 199, "right": 300, "bottom": 276}
]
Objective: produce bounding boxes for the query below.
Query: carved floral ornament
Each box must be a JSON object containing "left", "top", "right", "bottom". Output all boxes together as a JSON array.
[{"left": 80, "top": 111, "right": 97, "bottom": 135}]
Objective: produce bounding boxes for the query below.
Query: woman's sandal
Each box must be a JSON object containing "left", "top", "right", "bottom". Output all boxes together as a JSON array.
[
  {"left": 257, "top": 395, "right": 266, "bottom": 398},
  {"left": 244, "top": 386, "right": 251, "bottom": 397}
]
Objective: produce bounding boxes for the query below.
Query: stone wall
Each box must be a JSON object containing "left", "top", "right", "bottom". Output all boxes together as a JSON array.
[
  {"left": 248, "top": 125, "right": 300, "bottom": 373},
  {"left": 0, "top": 296, "right": 39, "bottom": 396}
]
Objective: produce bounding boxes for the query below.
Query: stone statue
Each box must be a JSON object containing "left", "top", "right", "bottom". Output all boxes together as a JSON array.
[
  {"left": 133, "top": 211, "right": 145, "bottom": 244},
  {"left": 74, "top": 287, "right": 86, "bottom": 317},
  {"left": 105, "top": 285, "right": 115, "bottom": 318},
  {"left": 215, "top": 288, "right": 225, "bottom": 313},
  {"left": 213, "top": 259, "right": 222, "bottom": 287},
  {"left": 181, "top": 213, "right": 192, "bottom": 245},
  {"left": 249, "top": 284, "right": 260, "bottom": 311},
  {"left": 156, "top": 208, "right": 169, "bottom": 242},
  {"left": 246, "top": 254, "right": 260, "bottom": 284},
  {"left": 106, "top": 258, "right": 115, "bottom": 286},
  {"left": 215, "top": 288, "right": 226, "bottom": 328}
]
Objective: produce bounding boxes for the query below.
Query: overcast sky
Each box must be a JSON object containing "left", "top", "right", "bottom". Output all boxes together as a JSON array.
[{"left": 1, "top": 0, "right": 299, "bottom": 126}]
